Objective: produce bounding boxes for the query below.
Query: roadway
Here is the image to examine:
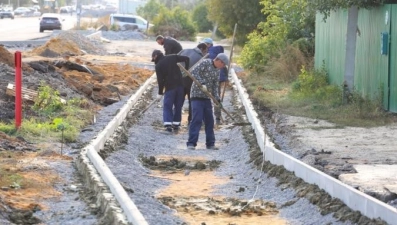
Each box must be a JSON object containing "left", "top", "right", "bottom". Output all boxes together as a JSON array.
[{"left": 0, "top": 14, "right": 76, "bottom": 41}]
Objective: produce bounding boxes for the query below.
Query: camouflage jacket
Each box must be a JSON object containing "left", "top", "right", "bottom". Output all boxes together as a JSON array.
[{"left": 190, "top": 59, "right": 220, "bottom": 101}]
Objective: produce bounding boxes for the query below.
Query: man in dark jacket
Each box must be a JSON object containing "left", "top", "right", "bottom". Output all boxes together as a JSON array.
[
  {"left": 201, "top": 38, "right": 228, "bottom": 125},
  {"left": 177, "top": 43, "right": 208, "bottom": 125},
  {"left": 186, "top": 53, "right": 229, "bottom": 150},
  {"left": 152, "top": 50, "right": 190, "bottom": 133},
  {"left": 156, "top": 35, "right": 183, "bottom": 55}
]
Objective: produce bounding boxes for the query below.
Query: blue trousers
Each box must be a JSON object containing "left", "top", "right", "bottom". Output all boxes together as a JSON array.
[
  {"left": 163, "top": 86, "right": 184, "bottom": 126},
  {"left": 187, "top": 99, "right": 215, "bottom": 147}
]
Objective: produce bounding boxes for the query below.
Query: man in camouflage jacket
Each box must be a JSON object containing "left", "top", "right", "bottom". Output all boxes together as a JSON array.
[{"left": 186, "top": 53, "right": 229, "bottom": 150}]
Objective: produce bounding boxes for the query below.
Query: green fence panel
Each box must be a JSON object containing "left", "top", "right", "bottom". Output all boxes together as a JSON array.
[
  {"left": 315, "top": 10, "right": 348, "bottom": 86},
  {"left": 389, "top": 5, "right": 397, "bottom": 112},
  {"left": 354, "top": 5, "right": 390, "bottom": 109}
]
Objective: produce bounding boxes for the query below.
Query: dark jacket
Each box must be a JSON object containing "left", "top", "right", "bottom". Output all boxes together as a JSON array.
[
  {"left": 208, "top": 45, "right": 228, "bottom": 82},
  {"left": 178, "top": 47, "right": 205, "bottom": 89},
  {"left": 155, "top": 54, "right": 190, "bottom": 95},
  {"left": 163, "top": 37, "right": 183, "bottom": 55}
]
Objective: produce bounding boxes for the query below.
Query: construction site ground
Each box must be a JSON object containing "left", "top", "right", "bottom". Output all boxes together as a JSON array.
[{"left": 0, "top": 30, "right": 396, "bottom": 224}]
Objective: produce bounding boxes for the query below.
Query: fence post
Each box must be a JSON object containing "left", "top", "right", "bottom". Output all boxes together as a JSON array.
[{"left": 14, "top": 51, "right": 22, "bottom": 129}]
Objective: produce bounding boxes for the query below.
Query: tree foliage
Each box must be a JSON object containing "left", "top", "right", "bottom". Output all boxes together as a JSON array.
[
  {"left": 307, "top": 0, "right": 386, "bottom": 19},
  {"left": 239, "top": 0, "right": 315, "bottom": 71},
  {"left": 151, "top": 6, "right": 197, "bottom": 41},
  {"left": 191, "top": 3, "right": 212, "bottom": 33},
  {"left": 136, "top": 0, "right": 166, "bottom": 22},
  {"left": 206, "top": 0, "right": 267, "bottom": 45}
]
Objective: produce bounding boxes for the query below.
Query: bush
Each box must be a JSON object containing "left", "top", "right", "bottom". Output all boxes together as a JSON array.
[
  {"left": 292, "top": 66, "right": 328, "bottom": 96},
  {"left": 262, "top": 44, "right": 311, "bottom": 82},
  {"left": 191, "top": 3, "right": 212, "bottom": 33},
  {"left": 151, "top": 6, "right": 196, "bottom": 40}
]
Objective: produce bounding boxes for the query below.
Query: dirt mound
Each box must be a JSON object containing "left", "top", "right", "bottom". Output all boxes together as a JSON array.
[
  {"left": 29, "top": 38, "right": 82, "bottom": 58},
  {"left": 28, "top": 31, "right": 106, "bottom": 58},
  {"left": 0, "top": 45, "right": 14, "bottom": 66},
  {"left": 0, "top": 46, "right": 32, "bottom": 71},
  {"left": 60, "top": 59, "right": 153, "bottom": 105}
]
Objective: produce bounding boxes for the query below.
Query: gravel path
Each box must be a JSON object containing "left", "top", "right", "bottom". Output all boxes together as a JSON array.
[
  {"left": 1, "top": 31, "right": 391, "bottom": 224},
  {"left": 104, "top": 84, "right": 354, "bottom": 225}
]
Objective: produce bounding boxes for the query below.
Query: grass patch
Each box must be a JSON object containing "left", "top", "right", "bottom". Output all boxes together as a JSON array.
[
  {"left": 0, "top": 84, "right": 94, "bottom": 143},
  {"left": 244, "top": 73, "right": 396, "bottom": 127},
  {"left": 241, "top": 46, "right": 397, "bottom": 127}
]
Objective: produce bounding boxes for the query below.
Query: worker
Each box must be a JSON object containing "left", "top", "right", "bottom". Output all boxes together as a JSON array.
[
  {"left": 186, "top": 53, "right": 229, "bottom": 150},
  {"left": 156, "top": 35, "right": 183, "bottom": 55},
  {"left": 151, "top": 50, "right": 190, "bottom": 133},
  {"left": 177, "top": 43, "right": 208, "bottom": 126},
  {"left": 201, "top": 38, "right": 228, "bottom": 125}
]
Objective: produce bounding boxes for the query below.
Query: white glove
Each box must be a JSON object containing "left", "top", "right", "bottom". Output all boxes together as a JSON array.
[
  {"left": 202, "top": 85, "right": 207, "bottom": 92},
  {"left": 156, "top": 94, "right": 163, "bottom": 100}
]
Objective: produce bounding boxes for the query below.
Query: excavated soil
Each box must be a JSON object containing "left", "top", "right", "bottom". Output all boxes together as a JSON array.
[{"left": 0, "top": 31, "right": 153, "bottom": 224}]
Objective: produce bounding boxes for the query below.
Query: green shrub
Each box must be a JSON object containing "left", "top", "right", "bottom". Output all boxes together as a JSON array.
[
  {"left": 0, "top": 85, "right": 93, "bottom": 143},
  {"left": 33, "top": 83, "right": 64, "bottom": 115},
  {"left": 152, "top": 6, "right": 197, "bottom": 40},
  {"left": 191, "top": 3, "right": 212, "bottom": 33},
  {"left": 292, "top": 66, "right": 328, "bottom": 96}
]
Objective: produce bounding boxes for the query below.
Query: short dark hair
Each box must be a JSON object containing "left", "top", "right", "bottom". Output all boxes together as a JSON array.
[
  {"left": 197, "top": 43, "right": 207, "bottom": 51},
  {"left": 156, "top": 35, "right": 164, "bottom": 41}
]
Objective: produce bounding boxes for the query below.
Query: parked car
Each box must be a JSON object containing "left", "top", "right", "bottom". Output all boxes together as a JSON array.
[
  {"left": 0, "top": 9, "right": 14, "bottom": 19},
  {"left": 13, "top": 7, "right": 31, "bottom": 15},
  {"left": 109, "top": 14, "right": 152, "bottom": 31},
  {"left": 32, "top": 9, "right": 41, "bottom": 17},
  {"left": 59, "top": 6, "right": 70, "bottom": 13},
  {"left": 39, "top": 13, "right": 63, "bottom": 32}
]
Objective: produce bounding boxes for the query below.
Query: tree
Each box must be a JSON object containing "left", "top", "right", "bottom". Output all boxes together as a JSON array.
[
  {"left": 151, "top": 6, "right": 197, "bottom": 40},
  {"left": 191, "top": 3, "right": 212, "bottom": 33},
  {"left": 307, "top": 0, "right": 385, "bottom": 19},
  {"left": 206, "top": 0, "right": 267, "bottom": 45},
  {"left": 136, "top": 0, "right": 166, "bottom": 21},
  {"left": 239, "top": 0, "right": 315, "bottom": 71}
]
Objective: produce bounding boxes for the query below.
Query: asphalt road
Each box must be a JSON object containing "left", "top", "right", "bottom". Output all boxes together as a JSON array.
[{"left": 0, "top": 15, "right": 76, "bottom": 41}]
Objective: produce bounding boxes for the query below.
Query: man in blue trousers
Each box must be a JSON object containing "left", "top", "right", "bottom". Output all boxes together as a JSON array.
[
  {"left": 186, "top": 53, "right": 229, "bottom": 150},
  {"left": 152, "top": 50, "right": 190, "bottom": 133},
  {"left": 201, "top": 38, "right": 229, "bottom": 125},
  {"left": 177, "top": 43, "right": 208, "bottom": 125}
]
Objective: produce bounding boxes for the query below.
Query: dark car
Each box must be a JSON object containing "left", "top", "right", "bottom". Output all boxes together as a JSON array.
[
  {"left": 0, "top": 9, "right": 14, "bottom": 19},
  {"left": 39, "top": 13, "right": 63, "bottom": 32}
]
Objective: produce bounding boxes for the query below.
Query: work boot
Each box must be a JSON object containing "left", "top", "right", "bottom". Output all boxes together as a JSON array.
[
  {"left": 165, "top": 125, "right": 173, "bottom": 133},
  {"left": 172, "top": 125, "right": 180, "bottom": 133},
  {"left": 206, "top": 145, "right": 219, "bottom": 150},
  {"left": 187, "top": 145, "right": 195, "bottom": 150}
]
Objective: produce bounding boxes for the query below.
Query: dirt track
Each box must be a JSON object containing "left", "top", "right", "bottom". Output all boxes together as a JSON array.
[{"left": 0, "top": 32, "right": 396, "bottom": 224}]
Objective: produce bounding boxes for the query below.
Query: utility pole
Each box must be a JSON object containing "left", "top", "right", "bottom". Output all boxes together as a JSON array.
[{"left": 76, "top": 0, "right": 81, "bottom": 29}]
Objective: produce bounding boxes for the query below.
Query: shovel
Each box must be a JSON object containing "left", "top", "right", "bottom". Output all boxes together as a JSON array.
[
  {"left": 181, "top": 53, "right": 209, "bottom": 77},
  {"left": 177, "top": 63, "right": 250, "bottom": 126},
  {"left": 139, "top": 95, "right": 163, "bottom": 116}
]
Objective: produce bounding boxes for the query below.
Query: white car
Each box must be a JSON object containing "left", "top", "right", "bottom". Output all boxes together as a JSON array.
[
  {"left": 13, "top": 7, "right": 31, "bottom": 15},
  {"left": 109, "top": 14, "right": 153, "bottom": 31},
  {"left": 60, "top": 6, "right": 71, "bottom": 13},
  {"left": 0, "top": 8, "right": 15, "bottom": 19}
]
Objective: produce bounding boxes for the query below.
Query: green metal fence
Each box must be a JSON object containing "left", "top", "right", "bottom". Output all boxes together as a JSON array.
[{"left": 315, "top": 5, "right": 397, "bottom": 112}]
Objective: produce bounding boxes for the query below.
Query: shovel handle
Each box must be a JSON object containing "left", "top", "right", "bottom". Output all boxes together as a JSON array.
[{"left": 177, "top": 63, "right": 235, "bottom": 121}]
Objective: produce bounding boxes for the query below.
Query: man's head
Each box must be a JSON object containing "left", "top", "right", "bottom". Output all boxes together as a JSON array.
[
  {"left": 197, "top": 43, "right": 208, "bottom": 55},
  {"left": 151, "top": 50, "right": 163, "bottom": 63},
  {"left": 201, "top": 38, "right": 213, "bottom": 47},
  {"left": 214, "top": 53, "right": 229, "bottom": 68},
  {"left": 156, "top": 35, "right": 164, "bottom": 45}
]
